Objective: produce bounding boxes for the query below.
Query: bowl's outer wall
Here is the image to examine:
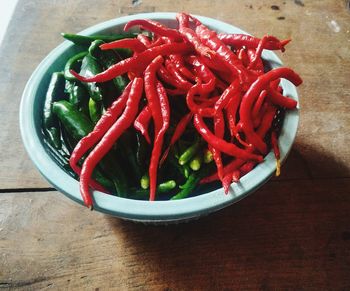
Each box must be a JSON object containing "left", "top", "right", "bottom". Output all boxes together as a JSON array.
[{"left": 20, "top": 13, "right": 299, "bottom": 223}]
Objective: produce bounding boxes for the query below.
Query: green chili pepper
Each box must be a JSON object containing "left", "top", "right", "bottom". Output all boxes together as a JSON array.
[
  {"left": 203, "top": 149, "right": 213, "bottom": 164},
  {"left": 52, "top": 100, "right": 93, "bottom": 140},
  {"left": 79, "top": 54, "right": 104, "bottom": 102},
  {"left": 88, "top": 98, "right": 102, "bottom": 124},
  {"left": 64, "top": 51, "right": 88, "bottom": 81},
  {"left": 189, "top": 154, "right": 202, "bottom": 171},
  {"left": 42, "top": 72, "right": 67, "bottom": 149},
  {"left": 61, "top": 32, "right": 137, "bottom": 46},
  {"left": 178, "top": 140, "right": 201, "bottom": 165},
  {"left": 89, "top": 40, "right": 129, "bottom": 97},
  {"left": 140, "top": 174, "right": 150, "bottom": 189},
  {"left": 171, "top": 173, "right": 200, "bottom": 200},
  {"left": 131, "top": 180, "right": 177, "bottom": 199},
  {"left": 100, "top": 151, "right": 128, "bottom": 197},
  {"left": 171, "top": 164, "right": 214, "bottom": 200},
  {"left": 65, "top": 80, "right": 87, "bottom": 109}
]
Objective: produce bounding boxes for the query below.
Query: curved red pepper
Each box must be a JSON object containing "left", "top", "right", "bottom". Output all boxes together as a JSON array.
[
  {"left": 100, "top": 38, "right": 146, "bottom": 53},
  {"left": 240, "top": 67, "right": 302, "bottom": 153},
  {"left": 160, "top": 112, "right": 193, "bottom": 165},
  {"left": 193, "top": 114, "right": 263, "bottom": 161},
  {"left": 134, "top": 106, "right": 152, "bottom": 144},
  {"left": 186, "top": 81, "right": 215, "bottom": 117},
  {"left": 124, "top": 19, "right": 183, "bottom": 41},
  {"left": 194, "top": 21, "right": 248, "bottom": 83},
  {"left": 218, "top": 33, "right": 291, "bottom": 52},
  {"left": 268, "top": 86, "right": 298, "bottom": 109},
  {"left": 148, "top": 81, "right": 170, "bottom": 201},
  {"left": 69, "top": 81, "right": 132, "bottom": 175},
  {"left": 214, "top": 79, "right": 240, "bottom": 113},
  {"left": 211, "top": 110, "right": 225, "bottom": 181},
  {"left": 79, "top": 78, "right": 143, "bottom": 208},
  {"left": 70, "top": 43, "right": 192, "bottom": 83}
]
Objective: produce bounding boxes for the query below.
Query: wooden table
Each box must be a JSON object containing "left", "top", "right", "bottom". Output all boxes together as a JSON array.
[{"left": 1, "top": 0, "right": 349, "bottom": 289}]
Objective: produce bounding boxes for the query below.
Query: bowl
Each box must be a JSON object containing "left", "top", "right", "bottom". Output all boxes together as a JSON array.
[{"left": 19, "top": 12, "right": 299, "bottom": 224}]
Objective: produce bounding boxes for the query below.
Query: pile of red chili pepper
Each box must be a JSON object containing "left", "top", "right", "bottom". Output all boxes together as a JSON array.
[{"left": 43, "top": 13, "right": 302, "bottom": 209}]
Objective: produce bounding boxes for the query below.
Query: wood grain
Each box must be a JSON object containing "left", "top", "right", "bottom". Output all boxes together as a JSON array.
[
  {"left": 0, "top": 0, "right": 350, "bottom": 289},
  {"left": 1, "top": 178, "right": 350, "bottom": 290}
]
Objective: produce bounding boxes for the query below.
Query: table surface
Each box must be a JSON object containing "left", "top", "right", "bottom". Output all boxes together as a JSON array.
[{"left": 1, "top": 0, "right": 350, "bottom": 289}]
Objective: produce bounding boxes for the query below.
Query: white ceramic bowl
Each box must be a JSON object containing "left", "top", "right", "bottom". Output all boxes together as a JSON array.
[{"left": 20, "top": 13, "right": 299, "bottom": 224}]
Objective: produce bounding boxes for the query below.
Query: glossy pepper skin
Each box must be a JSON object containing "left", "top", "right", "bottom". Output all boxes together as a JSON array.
[
  {"left": 61, "top": 32, "right": 137, "bottom": 46},
  {"left": 43, "top": 72, "right": 66, "bottom": 149},
  {"left": 239, "top": 67, "right": 302, "bottom": 154},
  {"left": 79, "top": 78, "right": 144, "bottom": 208},
  {"left": 70, "top": 43, "right": 192, "bottom": 83},
  {"left": 52, "top": 100, "right": 93, "bottom": 141}
]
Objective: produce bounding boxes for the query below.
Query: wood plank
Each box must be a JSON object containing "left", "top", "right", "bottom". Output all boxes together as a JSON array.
[
  {"left": 0, "top": 0, "right": 349, "bottom": 188},
  {"left": 0, "top": 178, "right": 349, "bottom": 290}
]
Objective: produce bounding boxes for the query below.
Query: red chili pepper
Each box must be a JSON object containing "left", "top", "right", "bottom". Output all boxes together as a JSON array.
[
  {"left": 165, "top": 61, "right": 193, "bottom": 90},
  {"left": 186, "top": 81, "right": 215, "bottom": 117},
  {"left": 248, "top": 36, "right": 272, "bottom": 70},
  {"left": 144, "top": 56, "right": 164, "bottom": 133},
  {"left": 252, "top": 90, "right": 267, "bottom": 121},
  {"left": 271, "top": 131, "right": 281, "bottom": 176},
  {"left": 268, "top": 86, "right": 298, "bottom": 109},
  {"left": 240, "top": 161, "right": 256, "bottom": 175},
  {"left": 100, "top": 38, "right": 146, "bottom": 53},
  {"left": 211, "top": 110, "right": 225, "bottom": 180},
  {"left": 193, "top": 114, "right": 263, "bottom": 161},
  {"left": 70, "top": 43, "right": 192, "bottom": 83},
  {"left": 214, "top": 79, "right": 240, "bottom": 113},
  {"left": 136, "top": 34, "right": 151, "bottom": 46},
  {"left": 79, "top": 77, "right": 143, "bottom": 208},
  {"left": 69, "top": 81, "right": 133, "bottom": 175},
  {"left": 247, "top": 49, "right": 264, "bottom": 74},
  {"left": 176, "top": 12, "right": 190, "bottom": 29},
  {"left": 238, "top": 48, "right": 249, "bottom": 67},
  {"left": 124, "top": 19, "right": 183, "bottom": 41},
  {"left": 178, "top": 26, "right": 216, "bottom": 59},
  {"left": 222, "top": 173, "right": 232, "bottom": 194},
  {"left": 225, "top": 93, "right": 251, "bottom": 148},
  {"left": 186, "top": 56, "right": 216, "bottom": 94},
  {"left": 239, "top": 67, "right": 302, "bottom": 154},
  {"left": 169, "top": 54, "right": 196, "bottom": 81},
  {"left": 149, "top": 81, "right": 170, "bottom": 201},
  {"left": 200, "top": 158, "right": 246, "bottom": 184},
  {"left": 194, "top": 21, "right": 248, "bottom": 83},
  {"left": 157, "top": 65, "right": 187, "bottom": 90},
  {"left": 218, "top": 33, "right": 291, "bottom": 52},
  {"left": 253, "top": 100, "right": 269, "bottom": 129},
  {"left": 149, "top": 37, "right": 165, "bottom": 48},
  {"left": 160, "top": 112, "right": 193, "bottom": 165},
  {"left": 257, "top": 104, "right": 277, "bottom": 138},
  {"left": 134, "top": 105, "right": 152, "bottom": 144}
]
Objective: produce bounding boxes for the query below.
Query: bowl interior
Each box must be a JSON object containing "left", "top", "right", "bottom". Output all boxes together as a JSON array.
[{"left": 20, "top": 13, "right": 299, "bottom": 223}]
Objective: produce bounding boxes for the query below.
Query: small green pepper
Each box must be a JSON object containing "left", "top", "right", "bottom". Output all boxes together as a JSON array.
[
  {"left": 89, "top": 40, "right": 129, "bottom": 97},
  {"left": 64, "top": 51, "right": 88, "bottom": 81},
  {"left": 52, "top": 100, "right": 93, "bottom": 140},
  {"left": 178, "top": 140, "right": 201, "bottom": 165},
  {"left": 79, "top": 54, "right": 104, "bottom": 102},
  {"left": 131, "top": 180, "right": 177, "bottom": 199},
  {"left": 61, "top": 32, "right": 137, "bottom": 46},
  {"left": 42, "top": 72, "right": 67, "bottom": 149},
  {"left": 88, "top": 98, "right": 102, "bottom": 124}
]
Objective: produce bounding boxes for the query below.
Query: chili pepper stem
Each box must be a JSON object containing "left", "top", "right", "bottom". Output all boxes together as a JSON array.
[{"left": 275, "top": 158, "right": 281, "bottom": 177}]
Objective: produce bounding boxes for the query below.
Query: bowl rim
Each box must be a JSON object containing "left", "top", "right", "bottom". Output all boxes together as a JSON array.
[{"left": 19, "top": 12, "right": 299, "bottom": 222}]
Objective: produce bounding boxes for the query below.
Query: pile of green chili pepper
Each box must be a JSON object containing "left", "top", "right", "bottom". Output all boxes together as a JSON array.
[{"left": 42, "top": 13, "right": 302, "bottom": 209}]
